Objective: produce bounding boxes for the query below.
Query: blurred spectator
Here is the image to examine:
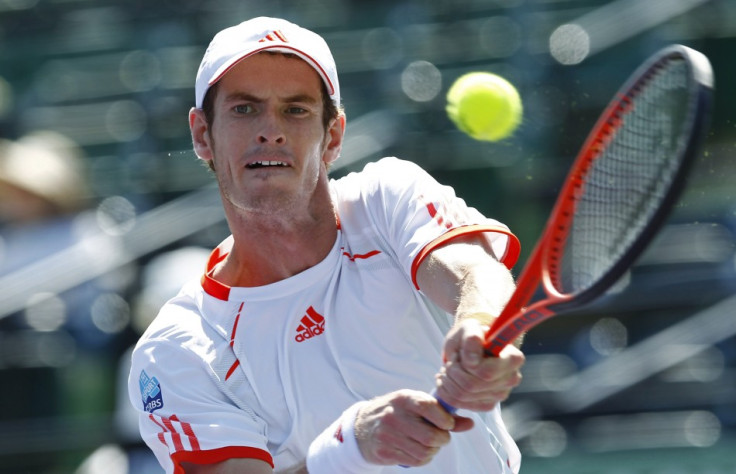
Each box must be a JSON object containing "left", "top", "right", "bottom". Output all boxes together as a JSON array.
[
  {"left": 0, "top": 130, "right": 95, "bottom": 351},
  {"left": 0, "top": 131, "right": 92, "bottom": 293},
  {"left": 0, "top": 131, "right": 89, "bottom": 226},
  {"left": 0, "top": 130, "right": 138, "bottom": 345},
  {"left": 0, "top": 130, "right": 110, "bottom": 345}
]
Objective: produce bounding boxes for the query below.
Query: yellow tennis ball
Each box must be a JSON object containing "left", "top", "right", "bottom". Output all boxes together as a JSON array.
[{"left": 446, "top": 72, "right": 522, "bottom": 142}]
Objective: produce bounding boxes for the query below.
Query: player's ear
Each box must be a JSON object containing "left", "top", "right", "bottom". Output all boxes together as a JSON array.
[
  {"left": 190, "top": 107, "right": 214, "bottom": 164},
  {"left": 322, "top": 113, "right": 345, "bottom": 166}
]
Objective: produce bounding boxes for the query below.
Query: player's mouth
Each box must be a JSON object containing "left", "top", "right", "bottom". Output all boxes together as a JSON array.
[{"left": 246, "top": 161, "right": 289, "bottom": 169}]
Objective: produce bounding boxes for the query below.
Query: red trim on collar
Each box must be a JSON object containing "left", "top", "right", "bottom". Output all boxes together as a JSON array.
[{"left": 201, "top": 237, "right": 233, "bottom": 301}]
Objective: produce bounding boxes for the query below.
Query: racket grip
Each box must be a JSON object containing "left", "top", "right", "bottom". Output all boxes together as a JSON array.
[
  {"left": 431, "top": 388, "right": 458, "bottom": 415},
  {"left": 399, "top": 389, "right": 458, "bottom": 468}
]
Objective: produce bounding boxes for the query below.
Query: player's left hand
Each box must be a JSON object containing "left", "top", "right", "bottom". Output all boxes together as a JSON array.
[{"left": 435, "top": 318, "right": 525, "bottom": 412}]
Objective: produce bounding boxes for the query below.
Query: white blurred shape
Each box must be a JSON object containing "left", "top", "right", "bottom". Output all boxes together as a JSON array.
[
  {"left": 590, "top": 317, "right": 628, "bottom": 356},
  {"left": 97, "top": 196, "right": 137, "bottom": 236},
  {"left": 91, "top": 293, "right": 130, "bottom": 334},
  {"left": 401, "top": 60, "right": 442, "bottom": 102},
  {"left": 527, "top": 421, "right": 568, "bottom": 457},
  {"left": 75, "top": 444, "right": 129, "bottom": 474},
  {"left": 25, "top": 292, "right": 67, "bottom": 332},
  {"left": 549, "top": 24, "right": 590, "bottom": 65}
]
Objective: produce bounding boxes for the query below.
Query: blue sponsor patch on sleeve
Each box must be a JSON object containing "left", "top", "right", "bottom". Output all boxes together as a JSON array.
[{"left": 139, "top": 369, "right": 164, "bottom": 413}]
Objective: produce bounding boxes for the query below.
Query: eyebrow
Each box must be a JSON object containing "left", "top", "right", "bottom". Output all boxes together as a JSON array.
[
  {"left": 223, "top": 92, "right": 260, "bottom": 103},
  {"left": 282, "top": 93, "right": 320, "bottom": 104},
  {"left": 223, "top": 92, "right": 319, "bottom": 105}
]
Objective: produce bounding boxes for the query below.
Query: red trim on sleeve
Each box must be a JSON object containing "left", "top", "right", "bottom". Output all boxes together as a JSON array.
[
  {"left": 171, "top": 446, "right": 274, "bottom": 473},
  {"left": 410, "top": 224, "right": 521, "bottom": 290}
]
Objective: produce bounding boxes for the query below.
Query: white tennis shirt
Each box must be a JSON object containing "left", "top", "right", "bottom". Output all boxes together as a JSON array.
[{"left": 129, "top": 158, "right": 521, "bottom": 473}]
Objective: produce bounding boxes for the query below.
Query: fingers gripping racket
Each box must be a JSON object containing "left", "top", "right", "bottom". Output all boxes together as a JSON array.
[{"left": 437, "top": 44, "right": 713, "bottom": 414}]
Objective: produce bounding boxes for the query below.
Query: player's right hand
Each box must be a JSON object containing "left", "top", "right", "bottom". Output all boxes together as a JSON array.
[
  {"left": 436, "top": 317, "right": 524, "bottom": 412},
  {"left": 352, "top": 389, "right": 474, "bottom": 467}
]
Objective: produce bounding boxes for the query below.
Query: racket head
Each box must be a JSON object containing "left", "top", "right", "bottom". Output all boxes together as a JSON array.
[
  {"left": 482, "top": 44, "right": 713, "bottom": 355},
  {"left": 541, "top": 44, "right": 714, "bottom": 308}
]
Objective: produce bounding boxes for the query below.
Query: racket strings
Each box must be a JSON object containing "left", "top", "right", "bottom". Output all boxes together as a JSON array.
[{"left": 558, "top": 58, "right": 692, "bottom": 294}]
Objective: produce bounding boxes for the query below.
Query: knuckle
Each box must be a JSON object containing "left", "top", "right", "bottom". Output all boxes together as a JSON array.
[
  {"left": 418, "top": 447, "right": 441, "bottom": 465},
  {"left": 419, "top": 427, "right": 451, "bottom": 447},
  {"left": 435, "top": 429, "right": 452, "bottom": 446},
  {"left": 478, "top": 366, "right": 497, "bottom": 382},
  {"left": 393, "top": 388, "right": 410, "bottom": 399},
  {"left": 394, "top": 388, "right": 419, "bottom": 403},
  {"left": 437, "top": 381, "right": 461, "bottom": 402},
  {"left": 373, "top": 424, "right": 394, "bottom": 444},
  {"left": 375, "top": 446, "right": 399, "bottom": 463}
]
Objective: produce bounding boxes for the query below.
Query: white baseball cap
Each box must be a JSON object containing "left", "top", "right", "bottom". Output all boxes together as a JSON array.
[{"left": 194, "top": 17, "right": 340, "bottom": 109}]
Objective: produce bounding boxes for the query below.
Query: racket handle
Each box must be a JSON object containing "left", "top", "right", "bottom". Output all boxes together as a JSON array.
[
  {"left": 399, "top": 389, "right": 458, "bottom": 468},
  {"left": 431, "top": 388, "right": 458, "bottom": 415}
]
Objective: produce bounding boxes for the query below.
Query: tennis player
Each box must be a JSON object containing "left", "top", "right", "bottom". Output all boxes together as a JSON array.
[{"left": 128, "top": 16, "right": 525, "bottom": 473}]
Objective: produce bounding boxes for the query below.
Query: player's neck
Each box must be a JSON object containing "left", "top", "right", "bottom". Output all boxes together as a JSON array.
[{"left": 215, "top": 200, "right": 338, "bottom": 287}]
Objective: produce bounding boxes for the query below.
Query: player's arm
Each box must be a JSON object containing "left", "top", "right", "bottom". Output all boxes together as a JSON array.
[
  {"left": 416, "top": 234, "right": 525, "bottom": 411},
  {"left": 416, "top": 234, "right": 516, "bottom": 324}
]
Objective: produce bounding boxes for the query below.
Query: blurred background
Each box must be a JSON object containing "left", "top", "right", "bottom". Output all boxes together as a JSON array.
[{"left": 0, "top": 0, "right": 734, "bottom": 473}]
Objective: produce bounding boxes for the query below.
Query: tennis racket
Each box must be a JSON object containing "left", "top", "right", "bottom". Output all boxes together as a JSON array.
[{"left": 437, "top": 44, "right": 713, "bottom": 414}]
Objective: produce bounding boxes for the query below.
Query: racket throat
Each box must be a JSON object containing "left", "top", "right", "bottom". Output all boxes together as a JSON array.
[{"left": 485, "top": 302, "right": 556, "bottom": 356}]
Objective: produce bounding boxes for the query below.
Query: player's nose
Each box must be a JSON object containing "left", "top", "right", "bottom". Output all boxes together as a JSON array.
[{"left": 256, "top": 110, "right": 286, "bottom": 145}]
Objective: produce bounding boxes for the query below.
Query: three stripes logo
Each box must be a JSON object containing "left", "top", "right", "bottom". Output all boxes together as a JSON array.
[
  {"left": 149, "top": 413, "right": 200, "bottom": 453},
  {"left": 295, "top": 306, "right": 325, "bottom": 343},
  {"left": 259, "top": 30, "right": 288, "bottom": 43}
]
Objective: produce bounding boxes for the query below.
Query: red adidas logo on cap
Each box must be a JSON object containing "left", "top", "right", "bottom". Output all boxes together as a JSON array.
[
  {"left": 259, "top": 30, "right": 288, "bottom": 43},
  {"left": 295, "top": 306, "right": 325, "bottom": 342}
]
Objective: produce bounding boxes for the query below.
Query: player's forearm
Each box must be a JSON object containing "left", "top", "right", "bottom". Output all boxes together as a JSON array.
[{"left": 416, "top": 239, "right": 515, "bottom": 322}]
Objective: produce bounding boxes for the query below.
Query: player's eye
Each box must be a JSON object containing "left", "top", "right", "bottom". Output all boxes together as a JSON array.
[
  {"left": 233, "top": 104, "right": 255, "bottom": 114},
  {"left": 286, "top": 106, "right": 308, "bottom": 115}
]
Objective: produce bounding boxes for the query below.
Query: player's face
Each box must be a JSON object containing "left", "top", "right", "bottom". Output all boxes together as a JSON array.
[{"left": 193, "top": 53, "right": 343, "bottom": 216}]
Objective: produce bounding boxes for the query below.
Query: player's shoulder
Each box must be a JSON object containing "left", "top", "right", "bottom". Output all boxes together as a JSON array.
[
  {"left": 332, "top": 157, "right": 430, "bottom": 199},
  {"left": 341, "top": 157, "right": 424, "bottom": 181},
  {"left": 364, "top": 156, "right": 423, "bottom": 173},
  {"left": 132, "top": 282, "right": 216, "bottom": 362}
]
